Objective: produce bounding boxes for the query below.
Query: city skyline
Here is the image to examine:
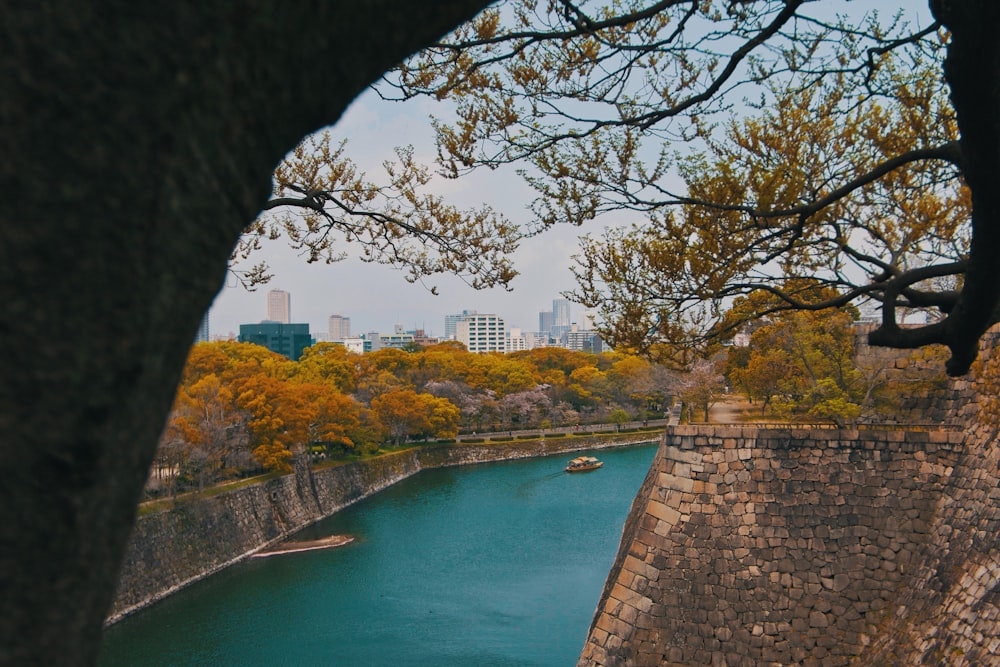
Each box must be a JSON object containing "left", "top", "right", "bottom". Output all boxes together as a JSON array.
[
  {"left": 208, "top": 281, "right": 587, "bottom": 342},
  {"left": 206, "top": 73, "right": 600, "bottom": 342}
]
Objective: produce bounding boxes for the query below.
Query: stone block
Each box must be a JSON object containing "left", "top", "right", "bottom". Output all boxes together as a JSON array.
[{"left": 646, "top": 499, "right": 682, "bottom": 526}]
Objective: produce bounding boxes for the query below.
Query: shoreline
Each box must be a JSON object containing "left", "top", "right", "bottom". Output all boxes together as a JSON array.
[
  {"left": 109, "top": 433, "right": 662, "bottom": 624},
  {"left": 251, "top": 534, "right": 355, "bottom": 558}
]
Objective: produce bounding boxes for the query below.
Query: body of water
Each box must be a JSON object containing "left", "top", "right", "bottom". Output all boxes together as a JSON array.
[{"left": 99, "top": 443, "right": 658, "bottom": 666}]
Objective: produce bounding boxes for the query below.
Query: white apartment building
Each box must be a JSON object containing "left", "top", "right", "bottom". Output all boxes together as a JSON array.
[
  {"left": 506, "top": 328, "right": 528, "bottom": 352},
  {"left": 456, "top": 313, "right": 506, "bottom": 353},
  {"left": 342, "top": 337, "right": 371, "bottom": 354}
]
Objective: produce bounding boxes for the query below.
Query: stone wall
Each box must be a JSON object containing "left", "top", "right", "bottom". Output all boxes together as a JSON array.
[
  {"left": 108, "top": 432, "right": 658, "bottom": 622},
  {"left": 577, "top": 424, "right": 1000, "bottom": 666}
]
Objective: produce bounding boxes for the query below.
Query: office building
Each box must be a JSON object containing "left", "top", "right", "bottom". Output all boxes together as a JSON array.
[
  {"left": 538, "top": 310, "right": 554, "bottom": 335},
  {"left": 456, "top": 313, "right": 505, "bottom": 353},
  {"left": 445, "top": 309, "right": 477, "bottom": 340},
  {"left": 328, "top": 314, "right": 351, "bottom": 342},
  {"left": 266, "top": 289, "right": 291, "bottom": 324},
  {"left": 195, "top": 312, "right": 210, "bottom": 343},
  {"left": 238, "top": 321, "right": 313, "bottom": 361},
  {"left": 566, "top": 328, "right": 604, "bottom": 353},
  {"left": 550, "top": 298, "right": 572, "bottom": 343},
  {"left": 378, "top": 326, "right": 416, "bottom": 350},
  {"left": 553, "top": 298, "right": 571, "bottom": 327}
]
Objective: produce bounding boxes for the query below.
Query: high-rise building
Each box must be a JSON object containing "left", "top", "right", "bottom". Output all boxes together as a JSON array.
[
  {"left": 266, "top": 289, "right": 291, "bottom": 324},
  {"left": 328, "top": 314, "right": 351, "bottom": 342},
  {"left": 195, "top": 312, "right": 210, "bottom": 343},
  {"left": 552, "top": 298, "right": 571, "bottom": 327},
  {"left": 238, "top": 321, "right": 313, "bottom": 360},
  {"left": 538, "top": 310, "right": 554, "bottom": 335},
  {"left": 456, "top": 314, "right": 505, "bottom": 353},
  {"left": 445, "top": 309, "right": 477, "bottom": 339},
  {"left": 550, "top": 299, "right": 572, "bottom": 344}
]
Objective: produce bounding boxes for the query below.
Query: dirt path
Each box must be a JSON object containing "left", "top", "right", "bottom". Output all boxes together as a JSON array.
[{"left": 705, "top": 396, "right": 756, "bottom": 424}]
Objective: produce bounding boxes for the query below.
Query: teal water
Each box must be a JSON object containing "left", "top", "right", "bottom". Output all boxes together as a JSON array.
[{"left": 98, "top": 444, "right": 658, "bottom": 667}]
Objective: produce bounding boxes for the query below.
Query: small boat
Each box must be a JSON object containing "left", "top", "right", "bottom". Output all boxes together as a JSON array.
[{"left": 565, "top": 455, "right": 603, "bottom": 473}]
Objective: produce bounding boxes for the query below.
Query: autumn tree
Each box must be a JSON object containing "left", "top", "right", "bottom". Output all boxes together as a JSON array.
[
  {"left": 294, "top": 342, "right": 359, "bottom": 394},
  {"left": 289, "top": 383, "right": 368, "bottom": 457},
  {"left": 2, "top": 4, "right": 495, "bottom": 663},
  {"left": 729, "top": 346, "right": 796, "bottom": 416},
  {"left": 379, "top": 1, "right": 1000, "bottom": 376},
  {"left": 162, "top": 374, "right": 250, "bottom": 491},
  {"left": 233, "top": 374, "right": 297, "bottom": 473},
  {"left": 371, "top": 388, "right": 461, "bottom": 444},
  {"left": 10, "top": 4, "right": 1000, "bottom": 663},
  {"left": 727, "top": 301, "right": 865, "bottom": 423}
]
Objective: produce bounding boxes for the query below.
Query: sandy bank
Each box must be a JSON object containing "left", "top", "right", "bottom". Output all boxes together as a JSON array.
[{"left": 252, "top": 534, "right": 355, "bottom": 558}]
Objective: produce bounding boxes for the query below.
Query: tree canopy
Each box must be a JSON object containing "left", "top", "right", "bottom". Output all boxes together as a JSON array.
[
  {"left": 370, "top": 0, "right": 999, "bottom": 376},
  {"left": 1, "top": 2, "right": 495, "bottom": 664},
  {"left": 235, "top": 131, "right": 522, "bottom": 291},
  {"left": 145, "top": 339, "right": 685, "bottom": 498}
]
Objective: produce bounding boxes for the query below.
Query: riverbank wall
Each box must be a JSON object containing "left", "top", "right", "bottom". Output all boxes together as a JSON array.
[
  {"left": 108, "top": 432, "right": 659, "bottom": 623},
  {"left": 578, "top": 422, "right": 1000, "bottom": 665}
]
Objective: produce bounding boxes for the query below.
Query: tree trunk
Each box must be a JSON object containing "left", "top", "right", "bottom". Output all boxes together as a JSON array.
[
  {"left": 935, "top": 1, "right": 1000, "bottom": 373},
  {"left": 875, "top": 0, "right": 1000, "bottom": 373},
  {"left": 0, "top": 2, "right": 490, "bottom": 665}
]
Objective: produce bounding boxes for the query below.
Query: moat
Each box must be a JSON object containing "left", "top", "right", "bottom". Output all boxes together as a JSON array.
[{"left": 98, "top": 444, "right": 658, "bottom": 666}]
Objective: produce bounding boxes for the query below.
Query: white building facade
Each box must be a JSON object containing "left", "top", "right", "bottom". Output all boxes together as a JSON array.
[
  {"left": 456, "top": 313, "right": 506, "bottom": 353},
  {"left": 328, "top": 314, "right": 351, "bottom": 342},
  {"left": 266, "top": 289, "right": 291, "bottom": 324}
]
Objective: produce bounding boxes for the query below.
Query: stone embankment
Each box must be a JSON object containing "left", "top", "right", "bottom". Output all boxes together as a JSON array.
[
  {"left": 108, "top": 432, "right": 658, "bottom": 623},
  {"left": 578, "top": 423, "right": 1000, "bottom": 666}
]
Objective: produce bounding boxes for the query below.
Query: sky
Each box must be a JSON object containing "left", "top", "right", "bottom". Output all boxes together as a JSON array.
[
  {"left": 207, "top": 0, "right": 937, "bottom": 341},
  {"left": 207, "top": 90, "right": 590, "bottom": 340}
]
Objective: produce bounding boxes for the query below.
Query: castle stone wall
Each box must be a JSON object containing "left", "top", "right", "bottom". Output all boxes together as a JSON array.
[{"left": 577, "top": 425, "right": 1000, "bottom": 666}]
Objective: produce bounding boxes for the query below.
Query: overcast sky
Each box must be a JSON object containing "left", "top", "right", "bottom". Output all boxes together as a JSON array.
[
  {"left": 208, "top": 89, "right": 591, "bottom": 339},
  {"left": 208, "top": 1, "right": 935, "bottom": 341}
]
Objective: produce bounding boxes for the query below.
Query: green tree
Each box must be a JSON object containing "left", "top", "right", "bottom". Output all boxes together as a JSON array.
[
  {"left": 608, "top": 408, "right": 630, "bottom": 429},
  {"left": 729, "top": 303, "right": 864, "bottom": 422}
]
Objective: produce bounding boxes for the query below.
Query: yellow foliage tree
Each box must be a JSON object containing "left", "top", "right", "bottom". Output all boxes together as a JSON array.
[
  {"left": 377, "top": 2, "right": 998, "bottom": 375},
  {"left": 371, "top": 388, "right": 460, "bottom": 444}
]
